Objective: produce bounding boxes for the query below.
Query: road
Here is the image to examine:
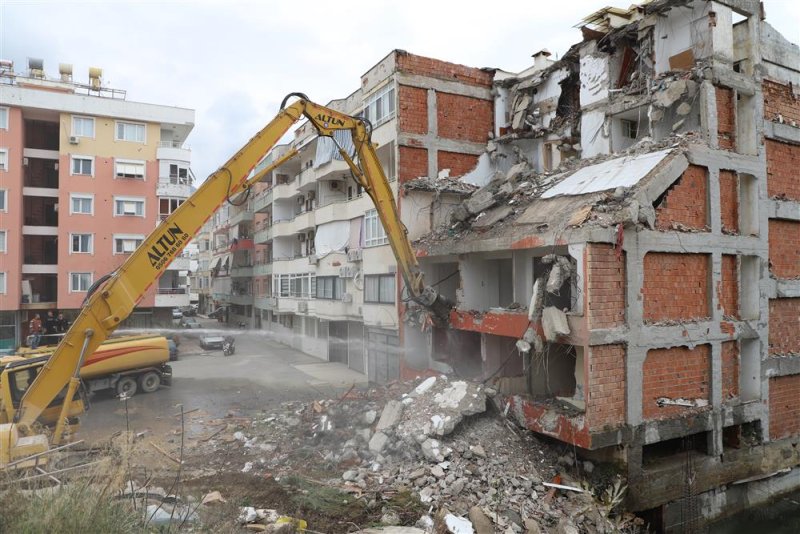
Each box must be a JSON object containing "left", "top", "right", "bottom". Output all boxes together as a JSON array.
[{"left": 76, "top": 317, "right": 366, "bottom": 444}]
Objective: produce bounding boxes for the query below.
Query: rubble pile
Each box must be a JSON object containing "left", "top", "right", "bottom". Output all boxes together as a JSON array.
[{"left": 178, "top": 377, "right": 637, "bottom": 533}]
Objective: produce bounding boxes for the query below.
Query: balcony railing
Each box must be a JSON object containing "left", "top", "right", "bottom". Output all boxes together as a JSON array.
[{"left": 157, "top": 287, "right": 187, "bottom": 295}]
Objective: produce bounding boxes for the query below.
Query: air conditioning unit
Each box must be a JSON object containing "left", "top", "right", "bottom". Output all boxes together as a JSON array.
[
  {"left": 297, "top": 301, "right": 308, "bottom": 312},
  {"left": 268, "top": 296, "right": 278, "bottom": 307},
  {"left": 329, "top": 181, "right": 340, "bottom": 190},
  {"left": 347, "top": 248, "right": 363, "bottom": 262},
  {"left": 69, "top": 136, "right": 79, "bottom": 145},
  {"left": 298, "top": 234, "right": 306, "bottom": 241},
  {"left": 341, "top": 293, "right": 353, "bottom": 303},
  {"left": 297, "top": 196, "right": 305, "bottom": 204},
  {"left": 307, "top": 191, "right": 316, "bottom": 200},
  {"left": 339, "top": 266, "right": 353, "bottom": 278},
  {"left": 308, "top": 254, "right": 318, "bottom": 264}
]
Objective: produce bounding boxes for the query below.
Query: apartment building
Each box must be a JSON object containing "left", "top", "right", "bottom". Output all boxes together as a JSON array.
[
  {"left": 208, "top": 51, "right": 494, "bottom": 381},
  {"left": 189, "top": 221, "right": 213, "bottom": 315},
  {"left": 404, "top": 0, "right": 800, "bottom": 529},
  {"left": 0, "top": 59, "right": 195, "bottom": 348}
]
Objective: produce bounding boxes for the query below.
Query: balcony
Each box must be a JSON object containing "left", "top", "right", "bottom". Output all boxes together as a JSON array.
[
  {"left": 254, "top": 189, "right": 273, "bottom": 213},
  {"left": 230, "top": 265, "right": 254, "bottom": 278},
  {"left": 230, "top": 293, "right": 254, "bottom": 305},
  {"left": 156, "top": 144, "right": 191, "bottom": 163},
  {"left": 155, "top": 287, "right": 190, "bottom": 308},
  {"left": 315, "top": 298, "right": 353, "bottom": 319},
  {"left": 289, "top": 210, "right": 315, "bottom": 233},
  {"left": 166, "top": 256, "right": 190, "bottom": 271},
  {"left": 254, "top": 225, "right": 272, "bottom": 244},
  {"left": 315, "top": 200, "right": 348, "bottom": 226},
  {"left": 255, "top": 296, "right": 276, "bottom": 310},
  {"left": 24, "top": 157, "right": 59, "bottom": 190},
  {"left": 230, "top": 238, "right": 254, "bottom": 252},
  {"left": 271, "top": 256, "right": 315, "bottom": 274},
  {"left": 156, "top": 178, "right": 192, "bottom": 199},
  {"left": 21, "top": 274, "right": 57, "bottom": 309},
  {"left": 229, "top": 209, "right": 254, "bottom": 226},
  {"left": 272, "top": 182, "right": 295, "bottom": 201},
  {"left": 254, "top": 263, "right": 272, "bottom": 276}
]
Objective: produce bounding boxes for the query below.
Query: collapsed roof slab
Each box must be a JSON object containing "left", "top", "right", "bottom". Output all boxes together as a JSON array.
[{"left": 541, "top": 148, "right": 673, "bottom": 198}]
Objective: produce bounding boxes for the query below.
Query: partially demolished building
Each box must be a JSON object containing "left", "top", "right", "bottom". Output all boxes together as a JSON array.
[{"left": 402, "top": 0, "right": 800, "bottom": 528}]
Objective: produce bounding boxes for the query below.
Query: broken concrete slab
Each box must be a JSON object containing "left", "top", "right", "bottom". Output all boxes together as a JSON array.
[
  {"left": 542, "top": 306, "right": 570, "bottom": 341},
  {"left": 369, "top": 431, "right": 389, "bottom": 453},
  {"left": 469, "top": 506, "right": 494, "bottom": 534},
  {"left": 465, "top": 189, "right": 497, "bottom": 215},
  {"left": 472, "top": 205, "right": 513, "bottom": 229},
  {"left": 421, "top": 438, "right": 452, "bottom": 462},
  {"left": 376, "top": 400, "right": 404, "bottom": 432}
]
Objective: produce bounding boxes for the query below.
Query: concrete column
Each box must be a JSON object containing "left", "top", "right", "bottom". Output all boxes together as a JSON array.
[{"left": 427, "top": 88, "right": 438, "bottom": 178}]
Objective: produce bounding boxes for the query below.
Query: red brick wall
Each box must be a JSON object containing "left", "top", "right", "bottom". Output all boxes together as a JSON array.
[
  {"left": 437, "top": 151, "right": 478, "bottom": 177},
  {"left": 719, "top": 169, "right": 739, "bottom": 234},
  {"left": 436, "top": 92, "right": 493, "bottom": 143},
  {"left": 587, "top": 344, "right": 626, "bottom": 430},
  {"left": 769, "top": 374, "right": 800, "bottom": 440},
  {"left": 398, "top": 146, "right": 428, "bottom": 182},
  {"left": 655, "top": 165, "right": 709, "bottom": 231},
  {"left": 721, "top": 341, "right": 739, "bottom": 401},
  {"left": 768, "top": 298, "right": 800, "bottom": 355},
  {"left": 643, "top": 345, "right": 710, "bottom": 420},
  {"left": 396, "top": 52, "right": 494, "bottom": 88},
  {"left": 586, "top": 244, "right": 626, "bottom": 329},
  {"left": 763, "top": 79, "right": 800, "bottom": 125},
  {"left": 720, "top": 254, "right": 739, "bottom": 319},
  {"left": 717, "top": 86, "right": 736, "bottom": 150},
  {"left": 643, "top": 253, "right": 710, "bottom": 322},
  {"left": 766, "top": 140, "right": 800, "bottom": 200},
  {"left": 769, "top": 219, "right": 800, "bottom": 279},
  {"left": 398, "top": 85, "right": 428, "bottom": 135}
]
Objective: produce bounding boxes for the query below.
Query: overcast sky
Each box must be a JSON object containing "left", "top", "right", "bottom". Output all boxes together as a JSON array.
[{"left": 2, "top": 0, "right": 798, "bottom": 182}]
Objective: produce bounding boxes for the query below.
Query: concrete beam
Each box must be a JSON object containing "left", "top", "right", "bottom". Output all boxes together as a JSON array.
[
  {"left": 634, "top": 231, "right": 766, "bottom": 255},
  {"left": 685, "top": 145, "right": 765, "bottom": 175},
  {"left": 710, "top": 63, "right": 758, "bottom": 96},
  {"left": 711, "top": 0, "right": 760, "bottom": 16},
  {"left": 764, "top": 355, "right": 800, "bottom": 377},
  {"left": 764, "top": 122, "right": 800, "bottom": 144},
  {"left": 398, "top": 133, "right": 486, "bottom": 156},
  {"left": 395, "top": 73, "right": 493, "bottom": 100},
  {"left": 768, "top": 199, "right": 800, "bottom": 221}
]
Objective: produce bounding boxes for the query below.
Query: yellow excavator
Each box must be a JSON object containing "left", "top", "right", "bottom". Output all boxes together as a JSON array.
[{"left": 0, "top": 94, "right": 452, "bottom": 467}]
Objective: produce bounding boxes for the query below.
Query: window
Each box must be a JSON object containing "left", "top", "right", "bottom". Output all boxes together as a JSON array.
[
  {"left": 70, "top": 272, "right": 92, "bottom": 292},
  {"left": 114, "top": 197, "right": 145, "bottom": 217},
  {"left": 115, "top": 159, "right": 145, "bottom": 180},
  {"left": 0, "top": 107, "right": 8, "bottom": 129},
  {"left": 0, "top": 273, "right": 5, "bottom": 294},
  {"left": 169, "top": 164, "right": 190, "bottom": 185},
  {"left": 365, "top": 274, "right": 395, "bottom": 304},
  {"left": 0, "top": 189, "right": 6, "bottom": 211},
  {"left": 116, "top": 121, "right": 145, "bottom": 142},
  {"left": 621, "top": 119, "right": 638, "bottom": 139},
  {"left": 114, "top": 234, "right": 144, "bottom": 254},
  {"left": 316, "top": 276, "right": 344, "bottom": 300},
  {"left": 0, "top": 230, "right": 5, "bottom": 253},
  {"left": 364, "top": 209, "right": 388, "bottom": 247},
  {"left": 0, "top": 149, "right": 7, "bottom": 172},
  {"left": 72, "top": 116, "right": 95, "bottom": 138},
  {"left": 71, "top": 156, "right": 93, "bottom": 176},
  {"left": 70, "top": 194, "right": 93, "bottom": 215},
  {"left": 363, "top": 84, "right": 396, "bottom": 127},
  {"left": 70, "top": 233, "right": 93, "bottom": 254}
]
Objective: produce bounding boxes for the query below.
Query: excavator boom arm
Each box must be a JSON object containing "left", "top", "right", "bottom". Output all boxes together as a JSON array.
[{"left": 16, "top": 96, "right": 449, "bottom": 429}]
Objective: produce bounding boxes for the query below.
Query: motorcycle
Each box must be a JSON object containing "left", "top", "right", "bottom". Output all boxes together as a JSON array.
[{"left": 222, "top": 336, "right": 235, "bottom": 356}]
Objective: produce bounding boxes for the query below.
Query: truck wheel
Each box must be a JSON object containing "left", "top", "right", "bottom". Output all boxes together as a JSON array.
[
  {"left": 116, "top": 376, "right": 138, "bottom": 398},
  {"left": 139, "top": 371, "right": 161, "bottom": 393}
]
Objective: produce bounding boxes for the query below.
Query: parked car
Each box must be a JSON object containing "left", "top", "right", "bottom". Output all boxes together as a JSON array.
[
  {"left": 181, "top": 305, "right": 197, "bottom": 317},
  {"left": 171, "top": 308, "right": 183, "bottom": 320},
  {"left": 200, "top": 335, "right": 225, "bottom": 350},
  {"left": 180, "top": 317, "right": 201, "bottom": 330}
]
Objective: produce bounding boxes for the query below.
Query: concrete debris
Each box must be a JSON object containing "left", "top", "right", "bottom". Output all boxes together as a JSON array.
[
  {"left": 468, "top": 506, "right": 493, "bottom": 534},
  {"left": 369, "top": 431, "right": 389, "bottom": 453},
  {"left": 541, "top": 306, "right": 571, "bottom": 341},
  {"left": 403, "top": 176, "right": 478, "bottom": 195},
  {"left": 656, "top": 397, "right": 709, "bottom": 408},
  {"left": 444, "top": 513, "right": 474, "bottom": 534},
  {"left": 376, "top": 400, "right": 404, "bottom": 432},
  {"left": 201, "top": 490, "right": 226, "bottom": 505},
  {"left": 147, "top": 504, "right": 198, "bottom": 526},
  {"left": 528, "top": 279, "right": 544, "bottom": 321},
  {"left": 381, "top": 511, "right": 402, "bottom": 526},
  {"left": 355, "top": 528, "right": 427, "bottom": 534},
  {"left": 239, "top": 506, "right": 259, "bottom": 524},
  {"left": 516, "top": 339, "right": 532, "bottom": 353},
  {"left": 472, "top": 205, "right": 513, "bottom": 228}
]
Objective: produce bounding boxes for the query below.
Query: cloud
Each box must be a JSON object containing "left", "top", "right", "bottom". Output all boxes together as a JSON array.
[{"left": 1, "top": 0, "right": 798, "bottom": 182}]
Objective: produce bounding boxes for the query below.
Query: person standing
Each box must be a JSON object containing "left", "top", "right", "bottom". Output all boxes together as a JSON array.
[
  {"left": 29, "top": 314, "right": 43, "bottom": 349},
  {"left": 44, "top": 310, "right": 58, "bottom": 334},
  {"left": 57, "top": 313, "right": 69, "bottom": 333}
]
